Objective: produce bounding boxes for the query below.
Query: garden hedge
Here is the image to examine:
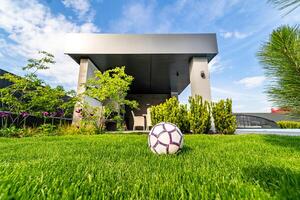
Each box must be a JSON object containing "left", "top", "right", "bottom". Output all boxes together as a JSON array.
[
  {"left": 150, "top": 96, "right": 237, "bottom": 134},
  {"left": 211, "top": 99, "right": 237, "bottom": 134},
  {"left": 277, "top": 121, "right": 300, "bottom": 129},
  {"left": 150, "top": 97, "right": 190, "bottom": 133},
  {"left": 188, "top": 95, "right": 211, "bottom": 134}
]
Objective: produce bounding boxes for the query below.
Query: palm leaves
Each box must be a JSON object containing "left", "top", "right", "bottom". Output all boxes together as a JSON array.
[
  {"left": 259, "top": 2, "right": 300, "bottom": 113},
  {"left": 268, "top": 0, "right": 300, "bottom": 14},
  {"left": 257, "top": 25, "right": 300, "bottom": 113}
]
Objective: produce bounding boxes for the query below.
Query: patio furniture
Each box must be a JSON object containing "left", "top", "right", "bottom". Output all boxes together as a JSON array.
[
  {"left": 146, "top": 108, "right": 152, "bottom": 130},
  {"left": 105, "top": 119, "right": 117, "bottom": 131},
  {"left": 131, "top": 111, "right": 145, "bottom": 130}
]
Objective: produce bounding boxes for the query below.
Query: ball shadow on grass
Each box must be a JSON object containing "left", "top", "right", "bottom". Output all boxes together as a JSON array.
[
  {"left": 177, "top": 145, "right": 193, "bottom": 155},
  {"left": 242, "top": 165, "right": 300, "bottom": 199},
  {"left": 151, "top": 146, "right": 193, "bottom": 156}
]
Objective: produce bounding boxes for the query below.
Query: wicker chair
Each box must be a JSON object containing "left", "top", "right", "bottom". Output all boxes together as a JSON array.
[{"left": 131, "top": 111, "right": 145, "bottom": 130}]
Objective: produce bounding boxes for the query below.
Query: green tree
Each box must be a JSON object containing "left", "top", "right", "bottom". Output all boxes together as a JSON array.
[
  {"left": 81, "top": 66, "right": 138, "bottom": 132},
  {"left": 268, "top": 0, "right": 300, "bottom": 14},
  {"left": 257, "top": 25, "right": 300, "bottom": 114},
  {"left": 0, "top": 51, "right": 76, "bottom": 127}
]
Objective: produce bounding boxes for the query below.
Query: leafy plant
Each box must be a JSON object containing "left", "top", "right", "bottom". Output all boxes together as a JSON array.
[
  {"left": 211, "top": 99, "right": 237, "bottom": 135},
  {"left": 37, "top": 124, "right": 57, "bottom": 136},
  {"left": 188, "top": 95, "right": 211, "bottom": 134},
  {"left": 178, "top": 104, "right": 190, "bottom": 133},
  {"left": 150, "top": 105, "right": 164, "bottom": 125},
  {"left": 268, "top": 0, "right": 300, "bottom": 14},
  {"left": 277, "top": 120, "right": 300, "bottom": 128},
  {"left": 0, "top": 124, "right": 99, "bottom": 138},
  {"left": 0, "top": 51, "right": 76, "bottom": 127},
  {"left": 55, "top": 124, "right": 97, "bottom": 135},
  {"left": 150, "top": 97, "right": 190, "bottom": 133},
  {"left": 55, "top": 125, "right": 78, "bottom": 135},
  {"left": 257, "top": 25, "right": 300, "bottom": 115},
  {"left": 80, "top": 66, "right": 138, "bottom": 133},
  {"left": 21, "top": 127, "right": 40, "bottom": 137},
  {"left": 0, "top": 126, "right": 24, "bottom": 137}
]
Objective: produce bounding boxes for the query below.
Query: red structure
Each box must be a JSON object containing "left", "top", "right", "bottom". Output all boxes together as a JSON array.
[{"left": 271, "top": 108, "right": 290, "bottom": 114}]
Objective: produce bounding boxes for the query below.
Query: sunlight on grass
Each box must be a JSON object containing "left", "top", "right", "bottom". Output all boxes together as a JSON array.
[{"left": 0, "top": 134, "right": 299, "bottom": 199}]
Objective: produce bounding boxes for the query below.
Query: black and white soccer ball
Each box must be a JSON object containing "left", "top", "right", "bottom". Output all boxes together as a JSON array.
[{"left": 148, "top": 122, "right": 183, "bottom": 154}]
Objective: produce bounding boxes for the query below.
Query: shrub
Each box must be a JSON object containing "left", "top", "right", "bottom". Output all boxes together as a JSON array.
[
  {"left": 211, "top": 99, "right": 237, "bottom": 134},
  {"left": 37, "top": 124, "right": 57, "bottom": 136},
  {"left": 0, "top": 126, "right": 45, "bottom": 137},
  {"left": 277, "top": 121, "right": 300, "bottom": 129},
  {"left": 188, "top": 95, "right": 211, "bottom": 134},
  {"left": 55, "top": 125, "right": 79, "bottom": 135},
  {"left": 0, "top": 126, "right": 24, "bottom": 137},
  {"left": 57, "top": 123, "right": 102, "bottom": 135},
  {"left": 0, "top": 123, "right": 101, "bottom": 138},
  {"left": 178, "top": 104, "right": 190, "bottom": 133},
  {"left": 80, "top": 124, "right": 98, "bottom": 135},
  {"left": 150, "top": 97, "right": 190, "bottom": 133},
  {"left": 150, "top": 106, "right": 163, "bottom": 125},
  {"left": 22, "top": 127, "right": 40, "bottom": 137}
]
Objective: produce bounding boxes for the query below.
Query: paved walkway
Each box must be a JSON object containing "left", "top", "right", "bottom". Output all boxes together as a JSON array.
[{"left": 236, "top": 129, "right": 300, "bottom": 136}]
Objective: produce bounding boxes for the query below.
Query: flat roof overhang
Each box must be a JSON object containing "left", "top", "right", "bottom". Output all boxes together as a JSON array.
[{"left": 65, "top": 34, "right": 218, "bottom": 94}]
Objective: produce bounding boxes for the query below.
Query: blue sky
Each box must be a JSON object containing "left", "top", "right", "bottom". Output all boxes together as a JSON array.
[{"left": 0, "top": 0, "right": 299, "bottom": 112}]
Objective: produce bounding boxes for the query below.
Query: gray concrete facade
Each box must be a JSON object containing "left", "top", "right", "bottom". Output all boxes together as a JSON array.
[
  {"left": 65, "top": 33, "right": 218, "bottom": 56},
  {"left": 65, "top": 34, "right": 218, "bottom": 127}
]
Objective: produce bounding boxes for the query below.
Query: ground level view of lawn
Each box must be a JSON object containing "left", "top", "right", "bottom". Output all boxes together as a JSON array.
[{"left": 0, "top": 134, "right": 299, "bottom": 199}]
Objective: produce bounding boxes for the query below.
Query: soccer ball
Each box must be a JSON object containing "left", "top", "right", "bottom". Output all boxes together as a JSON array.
[{"left": 148, "top": 122, "right": 183, "bottom": 154}]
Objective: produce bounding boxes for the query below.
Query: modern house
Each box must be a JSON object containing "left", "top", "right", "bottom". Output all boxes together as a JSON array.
[{"left": 64, "top": 34, "right": 218, "bottom": 128}]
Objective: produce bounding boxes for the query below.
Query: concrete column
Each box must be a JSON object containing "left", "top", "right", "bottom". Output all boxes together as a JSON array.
[
  {"left": 189, "top": 57, "right": 215, "bottom": 133},
  {"left": 189, "top": 57, "right": 211, "bottom": 102},
  {"left": 171, "top": 91, "right": 178, "bottom": 99},
  {"left": 72, "top": 58, "right": 101, "bottom": 124}
]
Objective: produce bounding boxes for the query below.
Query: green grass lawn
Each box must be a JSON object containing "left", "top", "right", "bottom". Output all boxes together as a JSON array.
[{"left": 0, "top": 134, "right": 299, "bottom": 199}]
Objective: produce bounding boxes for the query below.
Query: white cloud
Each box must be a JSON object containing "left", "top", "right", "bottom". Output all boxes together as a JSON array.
[
  {"left": 199, "top": 0, "right": 241, "bottom": 21},
  {"left": 178, "top": 85, "right": 271, "bottom": 112},
  {"left": 208, "top": 56, "right": 225, "bottom": 74},
  {"left": 220, "top": 31, "right": 252, "bottom": 39},
  {"left": 109, "top": 0, "right": 242, "bottom": 33},
  {"left": 62, "top": 0, "right": 94, "bottom": 21},
  {"left": 211, "top": 86, "right": 271, "bottom": 112},
  {"left": 0, "top": 0, "right": 100, "bottom": 89},
  {"left": 236, "top": 76, "right": 266, "bottom": 89},
  {"left": 110, "top": 1, "right": 155, "bottom": 33}
]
